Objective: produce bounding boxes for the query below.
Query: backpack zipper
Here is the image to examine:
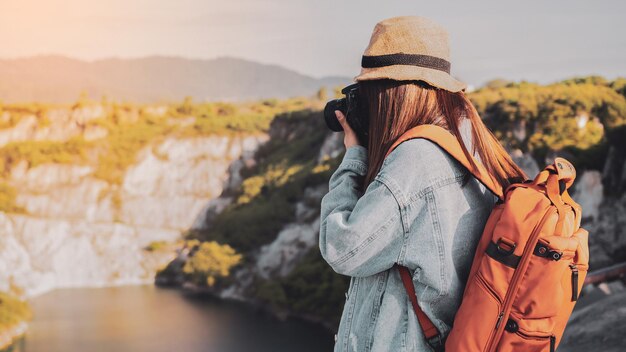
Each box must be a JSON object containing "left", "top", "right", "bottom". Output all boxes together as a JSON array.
[
  {"left": 476, "top": 273, "right": 503, "bottom": 304},
  {"left": 515, "top": 329, "right": 550, "bottom": 340},
  {"left": 476, "top": 273, "right": 504, "bottom": 344},
  {"left": 486, "top": 206, "right": 557, "bottom": 352},
  {"left": 570, "top": 264, "right": 579, "bottom": 301},
  {"left": 514, "top": 330, "right": 556, "bottom": 352}
]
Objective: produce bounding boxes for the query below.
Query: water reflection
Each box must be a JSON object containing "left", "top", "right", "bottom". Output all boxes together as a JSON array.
[{"left": 23, "top": 285, "right": 334, "bottom": 352}]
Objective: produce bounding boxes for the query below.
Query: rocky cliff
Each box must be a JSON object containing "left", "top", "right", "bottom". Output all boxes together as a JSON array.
[{"left": 0, "top": 103, "right": 269, "bottom": 297}]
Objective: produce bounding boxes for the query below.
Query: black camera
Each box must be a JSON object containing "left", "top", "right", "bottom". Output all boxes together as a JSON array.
[{"left": 323, "top": 83, "right": 369, "bottom": 147}]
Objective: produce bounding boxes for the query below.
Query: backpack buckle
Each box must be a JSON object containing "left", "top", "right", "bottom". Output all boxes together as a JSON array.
[
  {"left": 427, "top": 334, "right": 446, "bottom": 352},
  {"left": 534, "top": 243, "right": 563, "bottom": 261},
  {"left": 495, "top": 238, "right": 516, "bottom": 256}
]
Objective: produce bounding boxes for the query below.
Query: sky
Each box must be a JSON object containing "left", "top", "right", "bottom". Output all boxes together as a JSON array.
[{"left": 1, "top": 0, "right": 624, "bottom": 87}]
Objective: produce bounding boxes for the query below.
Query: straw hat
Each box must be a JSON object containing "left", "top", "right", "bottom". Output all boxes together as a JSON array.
[{"left": 354, "top": 16, "right": 466, "bottom": 92}]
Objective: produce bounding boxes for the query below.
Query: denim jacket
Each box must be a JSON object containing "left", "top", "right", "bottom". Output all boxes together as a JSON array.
[{"left": 319, "top": 125, "right": 496, "bottom": 352}]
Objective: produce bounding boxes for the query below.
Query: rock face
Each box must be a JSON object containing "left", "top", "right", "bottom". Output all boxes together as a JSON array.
[
  {"left": 572, "top": 171, "right": 604, "bottom": 222},
  {"left": 510, "top": 149, "right": 540, "bottom": 177},
  {"left": 178, "top": 125, "right": 345, "bottom": 304},
  {"left": 254, "top": 185, "right": 329, "bottom": 280},
  {"left": 0, "top": 128, "right": 268, "bottom": 297},
  {"left": 119, "top": 136, "right": 265, "bottom": 230},
  {"left": 574, "top": 139, "right": 626, "bottom": 269},
  {"left": 582, "top": 195, "right": 626, "bottom": 268},
  {"left": 0, "top": 106, "right": 107, "bottom": 147},
  {"left": 559, "top": 288, "right": 626, "bottom": 352},
  {"left": 0, "top": 213, "right": 177, "bottom": 297},
  {"left": 603, "top": 144, "right": 626, "bottom": 195}
]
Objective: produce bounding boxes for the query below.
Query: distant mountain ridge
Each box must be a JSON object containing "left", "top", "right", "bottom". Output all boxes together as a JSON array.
[{"left": 0, "top": 55, "right": 351, "bottom": 103}]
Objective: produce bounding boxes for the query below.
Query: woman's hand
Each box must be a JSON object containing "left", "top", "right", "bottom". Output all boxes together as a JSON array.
[{"left": 335, "top": 110, "right": 360, "bottom": 149}]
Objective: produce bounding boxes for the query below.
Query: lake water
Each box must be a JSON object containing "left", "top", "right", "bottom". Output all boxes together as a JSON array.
[{"left": 19, "top": 285, "right": 334, "bottom": 352}]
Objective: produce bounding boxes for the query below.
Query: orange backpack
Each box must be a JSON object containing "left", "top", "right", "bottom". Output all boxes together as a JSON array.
[{"left": 386, "top": 125, "right": 589, "bottom": 352}]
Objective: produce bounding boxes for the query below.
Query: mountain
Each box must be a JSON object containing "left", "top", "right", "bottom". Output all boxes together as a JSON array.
[{"left": 0, "top": 55, "right": 351, "bottom": 103}]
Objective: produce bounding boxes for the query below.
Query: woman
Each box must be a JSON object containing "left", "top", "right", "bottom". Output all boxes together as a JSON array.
[{"left": 319, "top": 17, "right": 525, "bottom": 351}]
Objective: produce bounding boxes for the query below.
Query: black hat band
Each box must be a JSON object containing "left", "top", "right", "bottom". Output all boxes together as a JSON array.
[{"left": 361, "top": 53, "right": 451, "bottom": 74}]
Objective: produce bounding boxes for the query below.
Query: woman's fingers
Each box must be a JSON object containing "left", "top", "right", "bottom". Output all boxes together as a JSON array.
[
  {"left": 335, "top": 110, "right": 350, "bottom": 130},
  {"left": 335, "top": 110, "right": 360, "bottom": 149}
]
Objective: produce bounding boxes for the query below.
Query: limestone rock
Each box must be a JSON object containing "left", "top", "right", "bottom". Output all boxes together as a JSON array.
[
  {"left": 572, "top": 171, "right": 604, "bottom": 221},
  {"left": 0, "top": 130, "right": 268, "bottom": 297}
]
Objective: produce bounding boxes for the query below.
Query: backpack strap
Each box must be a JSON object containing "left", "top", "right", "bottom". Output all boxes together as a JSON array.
[
  {"left": 396, "top": 264, "right": 445, "bottom": 351},
  {"left": 384, "top": 124, "right": 504, "bottom": 200},
  {"left": 387, "top": 124, "right": 504, "bottom": 351}
]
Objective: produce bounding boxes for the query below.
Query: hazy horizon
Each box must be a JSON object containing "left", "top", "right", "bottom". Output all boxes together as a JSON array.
[
  {"left": 1, "top": 0, "right": 624, "bottom": 87},
  {"left": 2, "top": 53, "right": 624, "bottom": 87}
]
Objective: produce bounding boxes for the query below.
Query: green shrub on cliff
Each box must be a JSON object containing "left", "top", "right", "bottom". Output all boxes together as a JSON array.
[
  {"left": 171, "top": 97, "right": 320, "bottom": 137},
  {"left": 0, "top": 292, "right": 31, "bottom": 345},
  {"left": 0, "top": 137, "right": 89, "bottom": 176},
  {"left": 469, "top": 77, "right": 626, "bottom": 168},
  {"left": 611, "top": 78, "right": 626, "bottom": 98},
  {"left": 471, "top": 81, "right": 625, "bottom": 133},
  {"left": 0, "top": 103, "right": 52, "bottom": 130},
  {"left": 183, "top": 241, "right": 242, "bottom": 287}
]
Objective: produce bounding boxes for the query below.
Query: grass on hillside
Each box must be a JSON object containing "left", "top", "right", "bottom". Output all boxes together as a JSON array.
[{"left": 0, "top": 96, "right": 324, "bottom": 212}]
